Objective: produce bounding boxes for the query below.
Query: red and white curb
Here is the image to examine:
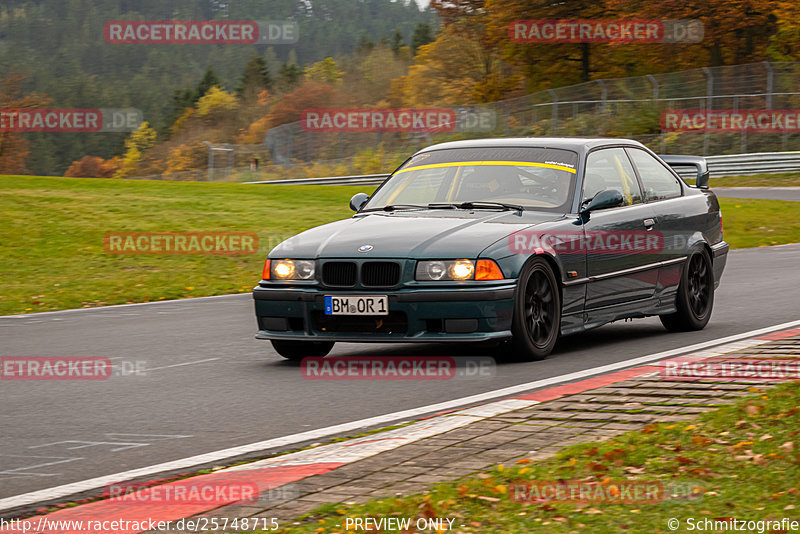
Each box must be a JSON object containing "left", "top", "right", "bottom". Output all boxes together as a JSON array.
[{"left": 2, "top": 321, "right": 800, "bottom": 533}]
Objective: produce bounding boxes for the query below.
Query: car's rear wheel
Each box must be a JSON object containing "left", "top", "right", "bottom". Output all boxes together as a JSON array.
[
  {"left": 271, "top": 340, "right": 335, "bottom": 360},
  {"left": 508, "top": 258, "right": 561, "bottom": 361},
  {"left": 660, "top": 247, "right": 714, "bottom": 332}
]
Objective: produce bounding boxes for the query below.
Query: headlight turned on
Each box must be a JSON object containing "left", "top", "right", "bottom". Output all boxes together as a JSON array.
[
  {"left": 415, "top": 259, "right": 503, "bottom": 281},
  {"left": 263, "top": 259, "right": 316, "bottom": 280}
]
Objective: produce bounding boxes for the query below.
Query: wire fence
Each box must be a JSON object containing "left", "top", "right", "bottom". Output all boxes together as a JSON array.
[
  {"left": 151, "top": 61, "right": 800, "bottom": 182},
  {"left": 241, "top": 61, "right": 800, "bottom": 179}
]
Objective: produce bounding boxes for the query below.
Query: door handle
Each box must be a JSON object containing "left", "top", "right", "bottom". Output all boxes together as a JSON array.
[{"left": 643, "top": 218, "right": 656, "bottom": 230}]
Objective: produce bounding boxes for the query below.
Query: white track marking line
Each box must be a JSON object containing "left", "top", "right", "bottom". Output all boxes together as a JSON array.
[
  {"left": 0, "top": 293, "right": 250, "bottom": 319},
  {"left": 224, "top": 399, "right": 536, "bottom": 471},
  {"left": 144, "top": 358, "right": 220, "bottom": 372},
  {"left": 1, "top": 319, "right": 799, "bottom": 512}
]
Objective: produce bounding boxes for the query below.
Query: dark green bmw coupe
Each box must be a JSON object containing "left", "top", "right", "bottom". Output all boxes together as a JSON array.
[{"left": 253, "top": 138, "right": 728, "bottom": 361}]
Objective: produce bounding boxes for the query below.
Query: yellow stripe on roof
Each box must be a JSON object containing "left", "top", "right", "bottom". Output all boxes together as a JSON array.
[{"left": 395, "top": 160, "right": 577, "bottom": 175}]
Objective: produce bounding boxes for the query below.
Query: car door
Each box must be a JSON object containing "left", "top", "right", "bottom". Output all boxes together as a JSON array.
[
  {"left": 624, "top": 147, "right": 688, "bottom": 290},
  {"left": 582, "top": 147, "right": 660, "bottom": 311}
]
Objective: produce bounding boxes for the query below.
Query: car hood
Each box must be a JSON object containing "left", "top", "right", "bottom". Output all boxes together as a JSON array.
[{"left": 269, "top": 210, "right": 565, "bottom": 259}]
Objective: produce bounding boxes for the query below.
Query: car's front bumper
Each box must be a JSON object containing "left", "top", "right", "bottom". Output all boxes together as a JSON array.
[{"left": 253, "top": 283, "right": 517, "bottom": 343}]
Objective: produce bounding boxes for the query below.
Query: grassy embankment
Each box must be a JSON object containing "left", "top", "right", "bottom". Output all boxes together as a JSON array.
[
  {"left": 1, "top": 175, "right": 798, "bottom": 315},
  {"left": 259, "top": 381, "right": 800, "bottom": 534}
]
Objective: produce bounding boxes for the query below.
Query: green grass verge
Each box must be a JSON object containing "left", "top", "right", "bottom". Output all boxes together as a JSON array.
[
  {"left": 257, "top": 382, "right": 800, "bottom": 534},
  {"left": 711, "top": 172, "right": 800, "bottom": 187},
  {"left": 718, "top": 198, "right": 800, "bottom": 249},
  {"left": 0, "top": 175, "right": 370, "bottom": 316},
  {"left": 2, "top": 176, "right": 799, "bottom": 316}
]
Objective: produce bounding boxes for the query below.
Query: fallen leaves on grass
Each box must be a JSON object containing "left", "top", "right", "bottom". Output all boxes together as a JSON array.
[
  {"left": 624, "top": 466, "right": 646, "bottom": 475},
  {"left": 601, "top": 449, "right": 627, "bottom": 461},
  {"left": 744, "top": 404, "right": 763, "bottom": 416}
]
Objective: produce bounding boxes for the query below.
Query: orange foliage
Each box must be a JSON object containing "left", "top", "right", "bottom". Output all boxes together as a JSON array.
[
  {"left": 64, "top": 155, "right": 120, "bottom": 178},
  {"left": 0, "top": 75, "right": 50, "bottom": 174},
  {"left": 265, "top": 79, "right": 340, "bottom": 127},
  {"left": 238, "top": 115, "right": 272, "bottom": 144}
]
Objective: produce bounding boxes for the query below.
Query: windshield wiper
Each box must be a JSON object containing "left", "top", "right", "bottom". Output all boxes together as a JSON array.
[
  {"left": 362, "top": 204, "right": 430, "bottom": 212},
  {"left": 429, "top": 201, "right": 524, "bottom": 213},
  {"left": 365, "top": 202, "right": 525, "bottom": 213}
]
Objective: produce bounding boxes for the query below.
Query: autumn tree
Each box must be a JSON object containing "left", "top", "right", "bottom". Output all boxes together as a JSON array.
[
  {"left": 169, "top": 67, "right": 227, "bottom": 128},
  {"left": 0, "top": 75, "right": 49, "bottom": 174},
  {"left": 391, "top": 17, "right": 517, "bottom": 106},
  {"left": 196, "top": 86, "right": 239, "bottom": 118},
  {"left": 607, "top": 0, "right": 779, "bottom": 68},
  {"left": 114, "top": 122, "right": 158, "bottom": 178},
  {"left": 482, "top": 0, "right": 615, "bottom": 86},
  {"left": 265, "top": 79, "right": 340, "bottom": 127},
  {"left": 768, "top": 1, "right": 800, "bottom": 61},
  {"left": 304, "top": 57, "right": 344, "bottom": 85},
  {"left": 64, "top": 156, "right": 120, "bottom": 178}
]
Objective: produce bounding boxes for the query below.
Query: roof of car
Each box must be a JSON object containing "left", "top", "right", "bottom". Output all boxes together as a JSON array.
[{"left": 416, "top": 137, "right": 647, "bottom": 154}]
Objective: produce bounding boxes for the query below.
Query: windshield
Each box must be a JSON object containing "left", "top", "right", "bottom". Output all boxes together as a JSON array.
[{"left": 364, "top": 147, "right": 578, "bottom": 212}]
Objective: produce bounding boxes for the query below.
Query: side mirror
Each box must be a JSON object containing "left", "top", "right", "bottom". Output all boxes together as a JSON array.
[
  {"left": 580, "top": 189, "right": 624, "bottom": 214},
  {"left": 660, "top": 155, "right": 710, "bottom": 189},
  {"left": 349, "top": 192, "right": 370, "bottom": 212}
]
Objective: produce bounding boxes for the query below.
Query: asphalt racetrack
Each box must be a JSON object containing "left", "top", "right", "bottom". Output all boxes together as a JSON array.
[{"left": 1, "top": 244, "right": 799, "bottom": 506}]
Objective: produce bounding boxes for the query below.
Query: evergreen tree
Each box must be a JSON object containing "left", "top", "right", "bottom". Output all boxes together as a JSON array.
[
  {"left": 391, "top": 30, "right": 404, "bottom": 54},
  {"left": 278, "top": 62, "right": 302, "bottom": 89},
  {"left": 238, "top": 55, "right": 272, "bottom": 98},
  {"left": 196, "top": 67, "right": 222, "bottom": 99},
  {"left": 357, "top": 33, "right": 375, "bottom": 53},
  {"left": 412, "top": 22, "right": 435, "bottom": 52}
]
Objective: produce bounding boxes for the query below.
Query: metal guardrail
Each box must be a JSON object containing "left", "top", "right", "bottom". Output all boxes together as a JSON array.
[
  {"left": 703, "top": 151, "right": 800, "bottom": 176},
  {"left": 245, "top": 173, "right": 390, "bottom": 186},
  {"left": 246, "top": 151, "right": 800, "bottom": 186}
]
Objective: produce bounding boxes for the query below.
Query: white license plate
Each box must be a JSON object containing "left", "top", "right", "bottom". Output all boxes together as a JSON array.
[{"left": 324, "top": 295, "right": 388, "bottom": 316}]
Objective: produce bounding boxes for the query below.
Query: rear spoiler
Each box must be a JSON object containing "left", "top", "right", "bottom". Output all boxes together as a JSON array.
[{"left": 660, "top": 155, "right": 710, "bottom": 189}]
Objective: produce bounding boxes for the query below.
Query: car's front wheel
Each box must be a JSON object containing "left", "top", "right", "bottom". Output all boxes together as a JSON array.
[
  {"left": 508, "top": 258, "right": 561, "bottom": 361},
  {"left": 271, "top": 340, "right": 335, "bottom": 360},
  {"left": 660, "top": 246, "right": 714, "bottom": 332}
]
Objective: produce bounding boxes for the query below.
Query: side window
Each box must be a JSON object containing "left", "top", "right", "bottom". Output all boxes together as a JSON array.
[
  {"left": 583, "top": 148, "right": 643, "bottom": 207},
  {"left": 627, "top": 148, "right": 683, "bottom": 201}
]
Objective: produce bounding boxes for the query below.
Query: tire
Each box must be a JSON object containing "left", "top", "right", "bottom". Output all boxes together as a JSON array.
[
  {"left": 271, "top": 340, "right": 335, "bottom": 360},
  {"left": 660, "top": 247, "right": 714, "bottom": 332},
  {"left": 507, "top": 258, "right": 561, "bottom": 361}
]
